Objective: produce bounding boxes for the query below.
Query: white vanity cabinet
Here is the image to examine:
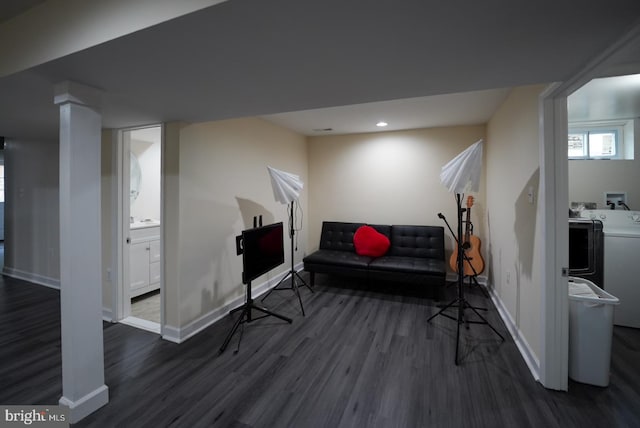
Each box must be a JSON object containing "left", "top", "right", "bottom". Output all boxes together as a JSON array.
[{"left": 129, "top": 225, "right": 161, "bottom": 298}]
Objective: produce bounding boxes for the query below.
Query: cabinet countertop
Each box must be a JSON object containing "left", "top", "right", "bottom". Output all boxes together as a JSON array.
[{"left": 130, "top": 220, "right": 160, "bottom": 230}]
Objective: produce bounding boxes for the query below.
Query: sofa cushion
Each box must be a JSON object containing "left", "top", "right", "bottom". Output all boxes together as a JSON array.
[
  {"left": 303, "top": 249, "right": 372, "bottom": 269},
  {"left": 368, "top": 256, "right": 446, "bottom": 276},
  {"left": 353, "top": 225, "right": 390, "bottom": 258},
  {"left": 388, "top": 225, "right": 445, "bottom": 260},
  {"left": 318, "top": 222, "right": 365, "bottom": 252}
]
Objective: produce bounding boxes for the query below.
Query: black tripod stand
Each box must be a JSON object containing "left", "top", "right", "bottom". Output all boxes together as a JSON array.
[
  {"left": 219, "top": 280, "right": 292, "bottom": 354},
  {"left": 261, "top": 201, "right": 313, "bottom": 315},
  {"left": 428, "top": 193, "right": 504, "bottom": 365}
]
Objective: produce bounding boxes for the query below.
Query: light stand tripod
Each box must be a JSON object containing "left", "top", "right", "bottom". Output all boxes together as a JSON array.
[
  {"left": 219, "top": 280, "right": 292, "bottom": 354},
  {"left": 428, "top": 193, "right": 504, "bottom": 365},
  {"left": 261, "top": 201, "right": 313, "bottom": 315}
]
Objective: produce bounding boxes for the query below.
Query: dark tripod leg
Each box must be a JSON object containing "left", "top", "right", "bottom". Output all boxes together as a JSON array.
[
  {"left": 219, "top": 306, "right": 248, "bottom": 354},
  {"left": 251, "top": 303, "right": 293, "bottom": 324},
  {"left": 428, "top": 297, "right": 461, "bottom": 322},
  {"left": 295, "top": 271, "right": 313, "bottom": 292},
  {"left": 463, "top": 300, "right": 505, "bottom": 341},
  {"left": 261, "top": 270, "right": 292, "bottom": 302}
]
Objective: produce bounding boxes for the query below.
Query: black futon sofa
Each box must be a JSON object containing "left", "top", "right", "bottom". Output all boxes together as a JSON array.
[{"left": 303, "top": 221, "right": 446, "bottom": 294}]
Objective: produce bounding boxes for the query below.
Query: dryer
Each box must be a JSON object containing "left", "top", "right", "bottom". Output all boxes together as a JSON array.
[{"left": 580, "top": 209, "right": 640, "bottom": 328}]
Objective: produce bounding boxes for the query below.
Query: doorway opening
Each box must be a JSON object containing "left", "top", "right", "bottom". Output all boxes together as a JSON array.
[
  {"left": 118, "top": 125, "right": 163, "bottom": 334},
  {"left": 539, "top": 23, "right": 640, "bottom": 390}
]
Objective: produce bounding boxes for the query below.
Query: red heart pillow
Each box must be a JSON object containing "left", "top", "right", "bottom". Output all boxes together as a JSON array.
[{"left": 354, "top": 225, "right": 390, "bottom": 258}]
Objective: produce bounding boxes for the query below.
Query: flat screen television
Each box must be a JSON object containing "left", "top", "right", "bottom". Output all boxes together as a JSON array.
[{"left": 240, "top": 222, "right": 285, "bottom": 284}]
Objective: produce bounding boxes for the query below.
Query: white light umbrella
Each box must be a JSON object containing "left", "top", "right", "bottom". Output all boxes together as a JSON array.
[
  {"left": 440, "top": 139, "right": 483, "bottom": 194},
  {"left": 267, "top": 166, "right": 304, "bottom": 204}
]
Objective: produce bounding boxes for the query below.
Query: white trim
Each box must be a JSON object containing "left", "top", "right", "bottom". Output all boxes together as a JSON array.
[
  {"left": 114, "top": 124, "right": 165, "bottom": 333},
  {"left": 120, "top": 316, "right": 161, "bottom": 334},
  {"left": 161, "top": 265, "right": 300, "bottom": 344},
  {"left": 119, "top": 129, "right": 132, "bottom": 320},
  {"left": 2, "top": 267, "right": 60, "bottom": 289},
  {"left": 59, "top": 384, "right": 109, "bottom": 424},
  {"left": 445, "top": 272, "right": 488, "bottom": 284},
  {"left": 159, "top": 124, "right": 166, "bottom": 338},
  {"left": 488, "top": 284, "right": 540, "bottom": 380},
  {"left": 102, "top": 307, "right": 113, "bottom": 322},
  {"left": 161, "top": 325, "right": 181, "bottom": 343},
  {"left": 109, "top": 130, "right": 120, "bottom": 321},
  {"left": 539, "top": 85, "right": 570, "bottom": 391}
]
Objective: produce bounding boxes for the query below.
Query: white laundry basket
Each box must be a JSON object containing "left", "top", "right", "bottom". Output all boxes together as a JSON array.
[{"left": 568, "top": 277, "right": 620, "bottom": 387}]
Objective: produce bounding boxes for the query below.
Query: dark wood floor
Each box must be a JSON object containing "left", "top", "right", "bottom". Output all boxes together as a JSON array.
[{"left": 1, "top": 274, "right": 639, "bottom": 427}]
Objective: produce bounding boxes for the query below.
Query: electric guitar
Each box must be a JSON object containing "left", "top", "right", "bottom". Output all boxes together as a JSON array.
[{"left": 449, "top": 195, "right": 485, "bottom": 276}]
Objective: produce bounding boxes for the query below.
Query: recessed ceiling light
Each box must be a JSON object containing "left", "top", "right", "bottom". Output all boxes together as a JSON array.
[{"left": 376, "top": 121, "right": 388, "bottom": 127}]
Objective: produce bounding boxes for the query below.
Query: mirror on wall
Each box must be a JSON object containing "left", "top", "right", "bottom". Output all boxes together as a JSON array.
[{"left": 130, "top": 152, "right": 141, "bottom": 204}]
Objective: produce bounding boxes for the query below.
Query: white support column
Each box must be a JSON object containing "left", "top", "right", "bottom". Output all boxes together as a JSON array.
[{"left": 54, "top": 81, "right": 109, "bottom": 423}]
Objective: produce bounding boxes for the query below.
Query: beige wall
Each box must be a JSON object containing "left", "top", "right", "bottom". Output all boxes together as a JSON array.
[
  {"left": 163, "top": 122, "right": 183, "bottom": 329},
  {"left": 306, "top": 126, "right": 486, "bottom": 262},
  {"left": 569, "top": 119, "right": 640, "bottom": 209},
  {"left": 167, "top": 118, "right": 308, "bottom": 328},
  {"left": 3, "top": 138, "right": 60, "bottom": 286},
  {"left": 486, "top": 85, "right": 546, "bottom": 361}
]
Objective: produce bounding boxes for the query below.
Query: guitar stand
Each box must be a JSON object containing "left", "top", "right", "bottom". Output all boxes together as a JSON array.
[
  {"left": 430, "top": 194, "right": 504, "bottom": 365},
  {"left": 438, "top": 211, "right": 489, "bottom": 299}
]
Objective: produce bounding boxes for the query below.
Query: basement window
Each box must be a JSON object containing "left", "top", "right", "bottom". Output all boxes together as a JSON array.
[{"left": 568, "top": 121, "right": 631, "bottom": 160}]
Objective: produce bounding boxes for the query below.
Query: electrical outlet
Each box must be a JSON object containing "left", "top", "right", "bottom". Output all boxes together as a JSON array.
[
  {"left": 106, "top": 268, "right": 112, "bottom": 282},
  {"left": 506, "top": 271, "right": 511, "bottom": 284}
]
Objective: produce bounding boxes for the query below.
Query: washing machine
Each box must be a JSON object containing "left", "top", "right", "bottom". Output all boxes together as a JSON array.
[{"left": 580, "top": 209, "right": 640, "bottom": 328}]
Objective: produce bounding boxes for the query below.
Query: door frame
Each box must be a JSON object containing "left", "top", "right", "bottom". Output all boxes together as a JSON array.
[
  {"left": 539, "top": 22, "right": 640, "bottom": 390},
  {"left": 112, "top": 124, "right": 164, "bottom": 334},
  {"left": 116, "top": 128, "right": 132, "bottom": 320}
]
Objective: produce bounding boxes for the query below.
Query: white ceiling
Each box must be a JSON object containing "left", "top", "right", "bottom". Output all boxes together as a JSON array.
[
  {"left": 1, "top": 0, "right": 640, "bottom": 140},
  {"left": 262, "top": 88, "right": 510, "bottom": 136},
  {"left": 569, "top": 74, "right": 640, "bottom": 123}
]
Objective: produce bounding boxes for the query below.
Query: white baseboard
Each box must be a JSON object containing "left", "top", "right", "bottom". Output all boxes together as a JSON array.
[
  {"left": 445, "top": 272, "right": 489, "bottom": 284},
  {"left": 487, "top": 284, "right": 541, "bottom": 381},
  {"left": 102, "top": 307, "right": 113, "bottom": 322},
  {"left": 2, "top": 266, "right": 60, "bottom": 289},
  {"left": 161, "top": 325, "right": 181, "bottom": 343},
  {"left": 120, "top": 316, "right": 161, "bottom": 334},
  {"left": 59, "top": 384, "right": 109, "bottom": 424},
  {"left": 161, "top": 264, "right": 301, "bottom": 344}
]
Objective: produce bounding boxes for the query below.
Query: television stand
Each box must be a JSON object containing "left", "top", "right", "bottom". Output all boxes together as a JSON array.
[{"left": 219, "top": 280, "right": 292, "bottom": 354}]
